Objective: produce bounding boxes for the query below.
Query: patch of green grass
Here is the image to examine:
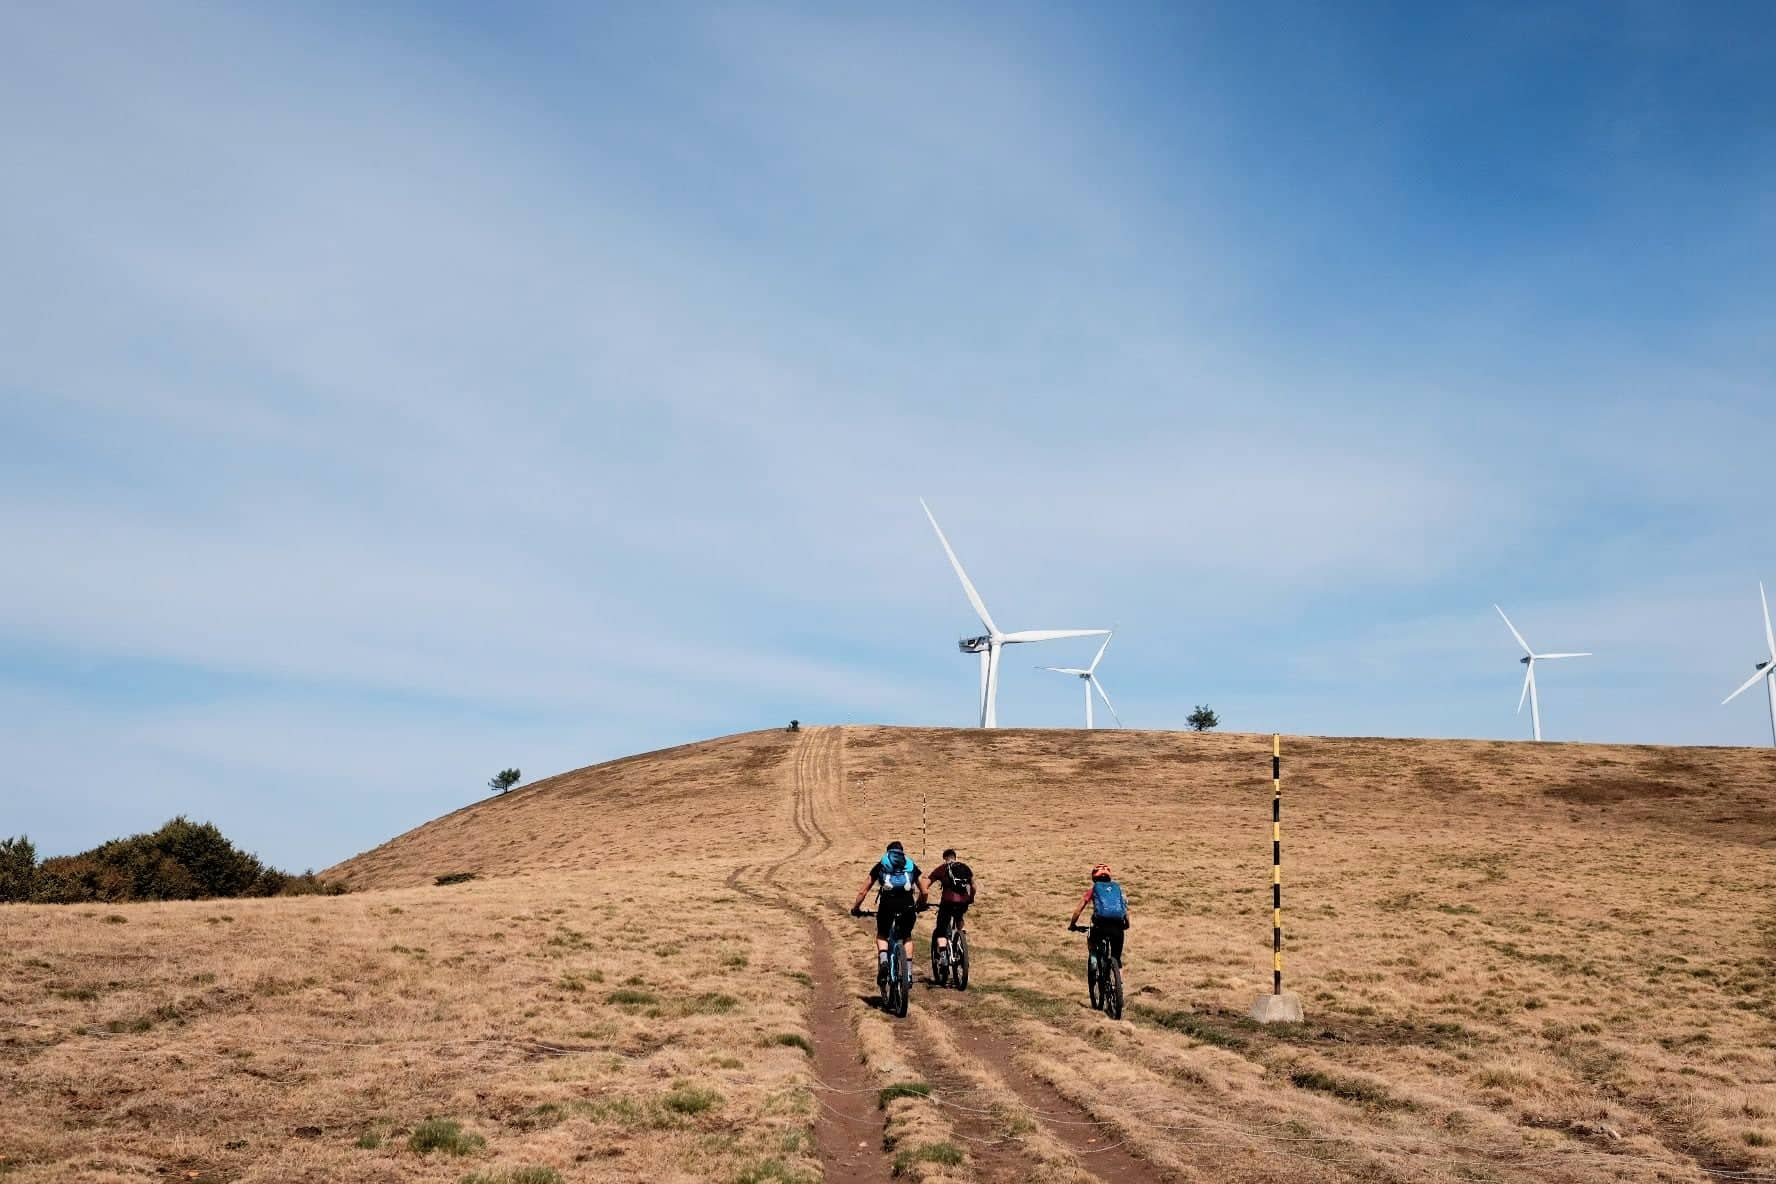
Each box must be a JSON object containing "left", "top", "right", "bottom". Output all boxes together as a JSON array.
[
  {"left": 972, "top": 982, "right": 1068, "bottom": 1018},
  {"left": 681, "top": 992, "right": 738, "bottom": 1015},
  {"left": 1133, "top": 1005, "right": 1249, "bottom": 1049},
  {"left": 102, "top": 1016, "right": 153, "bottom": 1035},
  {"left": 354, "top": 1131, "right": 382, "bottom": 1149},
  {"left": 662, "top": 1084, "right": 723, "bottom": 1116},
  {"left": 435, "top": 871, "right": 478, "bottom": 886},
  {"left": 784, "top": 971, "right": 813, "bottom": 988},
  {"left": 892, "top": 1142, "right": 964, "bottom": 1174},
  {"left": 607, "top": 988, "right": 657, "bottom": 1006},
  {"left": 1288, "top": 1068, "right": 1411, "bottom": 1110},
  {"left": 722, "top": 953, "right": 750, "bottom": 969},
  {"left": 1746, "top": 1132, "right": 1771, "bottom": 1148},
  {"left": 460, "top": 1169, "right": 561, "bottom": 1184},
  {"left": 52, "top": 985, "right": 99, "bottom": 1002},
  {"left": 407, "top": 1117, "right": 485, "bottom": 1156},
  {"left": 877, "top": 1082, "right": 932, "bottom": 1108},
  {"left": 733, "top": 1158, "right": 815, "bottom": 1184},
  {"left": 102, "top": 915, "right": 127, "bottom": 925},
  {"left": 766, "top": 1032, "right": 813, "bottom": 1055},
  {"left": 556, "top": 975, "right": 586, "bottom": 993},
  {"left": 513, "top": 1102, "right": 566, "bottom": 1131}
]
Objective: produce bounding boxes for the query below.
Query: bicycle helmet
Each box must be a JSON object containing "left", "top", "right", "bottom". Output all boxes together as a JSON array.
[{"left": 1091, "top": 863, "right": 1113, "bottom": 881}]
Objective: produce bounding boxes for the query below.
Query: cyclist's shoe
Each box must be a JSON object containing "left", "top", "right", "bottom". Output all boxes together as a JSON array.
[
  {"left": 876, "top": 963, "right": 888, "bottom": 988},
  {"left": 851, "top": 906, "right": 863, "bottom": 917}
]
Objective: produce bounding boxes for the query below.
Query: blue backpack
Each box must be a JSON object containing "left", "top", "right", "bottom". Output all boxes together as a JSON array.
[
  {"left": 1091, "top": 880, "right": 1127, "bottom": 920},
  {"left": 879, "top": 849, "right": 918, "bottom": 892}
]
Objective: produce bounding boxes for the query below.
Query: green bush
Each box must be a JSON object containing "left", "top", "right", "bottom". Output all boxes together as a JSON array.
[
  {"left": 5, "top": 819, "right": 345, "bottom": 904},
  {"left": 0, "top": 836, "right": 39, "bottom": 902}
]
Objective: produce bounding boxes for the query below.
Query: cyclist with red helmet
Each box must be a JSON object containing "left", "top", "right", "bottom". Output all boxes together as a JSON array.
[{"left": 1068, "top": 863, "right": 1129, "bottom": 963}]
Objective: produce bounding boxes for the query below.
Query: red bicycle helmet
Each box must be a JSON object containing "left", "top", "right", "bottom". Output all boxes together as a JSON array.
[{"left": 1091, "top": 863, "right": 1113, "bottom": 881}]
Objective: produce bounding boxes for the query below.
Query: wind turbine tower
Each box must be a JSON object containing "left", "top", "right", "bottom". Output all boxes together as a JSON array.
[
  {"left": 1495, "top": 605, "right": 1591, "bottom": 742},
  {"left": 920, "top": 499, "right": 1108, "bottom": 728},
  {"left": 1040, "top": 634, "right": 1122, "bottom": 728},
  {"left": 1721, "top": 582, "right": 1776, "bottom": 747}
]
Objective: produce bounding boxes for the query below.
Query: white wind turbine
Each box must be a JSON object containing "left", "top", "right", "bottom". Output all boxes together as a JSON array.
[
  {"left": 1039, "top": 633, "right": 1122, "bottom": 729},
  {"left": 1721, "top": 582, "right": 1776, "bottom": 748},
  {"left": 920, "top": 499, "right": 1109, "bottom": 728},
  {"left": 1495, "top": 605, "right": 1591, "bottom": 742}
]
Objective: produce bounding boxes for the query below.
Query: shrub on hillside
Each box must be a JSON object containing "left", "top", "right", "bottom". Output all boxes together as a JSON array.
[
  {"left": 0, "top": 818, "right": 346, "bottom": 904},
  {"left": 0, "top": 835, "right": 38, "bottom": 902}
]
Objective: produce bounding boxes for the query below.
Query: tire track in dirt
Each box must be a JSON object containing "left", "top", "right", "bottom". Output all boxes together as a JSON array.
[
  {"left": 725, "top": 728, "right": 895, "bottom": 1183},
  {"left": 794, "top": 731, "right": 1167, "bottom": 1183},
  {"left": 925, "top": 1000, "right": 1165, "bottom": 1183}
]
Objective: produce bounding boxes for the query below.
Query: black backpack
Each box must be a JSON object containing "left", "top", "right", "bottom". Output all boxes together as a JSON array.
[{"left": 946, "top": 861, "right": 974, "bottom": 896}]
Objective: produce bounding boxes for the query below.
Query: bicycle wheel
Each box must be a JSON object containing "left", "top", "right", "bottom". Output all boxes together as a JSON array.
[
  {"left": 1087, "top": 946, "right": 1103, "bottom": 1011},
  {"left": 953, "top": 928, "right": 969, "bottom": 991},
  {"left": 931, "top": 930, "right": 948, "bottom": 986},
  {"left": 1105, "top": 960, "right": 1124, "bottom": 1020},
  {"left": 893, "top": 946, "right": 911, "bottom": 1017},
  {"left": 880, "top": 946, "right": 895, "bottom": 1013}
]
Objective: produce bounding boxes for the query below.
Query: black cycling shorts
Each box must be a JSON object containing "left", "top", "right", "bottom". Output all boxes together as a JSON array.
[
  {"left": 933, "top": 901, "right": 969, "bottom": 941},
  {"left": 876, "top": 894, "right": 919, "bottom": 941},
  {"left": 1090, "top": 918, "right": 1127, "bottom": 962}
]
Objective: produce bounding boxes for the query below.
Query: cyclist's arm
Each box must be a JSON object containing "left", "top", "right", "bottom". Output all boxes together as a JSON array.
[
  {"left": 851, "top": 873, "right": 876, "bottom": 913},
  {"left": 1068, "top": 888, "right": 1094, "bottom": 926}
]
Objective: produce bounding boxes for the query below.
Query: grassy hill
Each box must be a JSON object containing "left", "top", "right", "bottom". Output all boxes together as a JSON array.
[{"left": 6, "top": 726, "right": 1775, "bottom": 1183}]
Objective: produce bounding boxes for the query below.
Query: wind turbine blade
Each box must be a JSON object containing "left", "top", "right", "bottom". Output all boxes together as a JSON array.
[
  {"left": 1038, "top": 667, "right": 1088, "bottom": 675},
  {"left": 1724, "top": 665, "right": 1768, "bottom": 705},
  {"left": 1000, "top": 628, "right": 1110, "bottom": 643},
  {"left": 1517, "top": 663, "right": 1533, "bottom": 713},
  {"left": 1091, "top": 676, "right": 1123, "bottom": 726},
  {"left": 1086, "top": 632, "right": 1113, "bottom": 673},
  {"left": 1536, "top": 652, "right": 1591, "bottom": 660},
  {"left": 1495, "top": 605, "right": 1532, "bottom": 654},
  {"left": 1763, "top": 581, "right": 1775, "bottom": 658},
  {"left": 920, "top": 499, "right": 998, "bottom": 636}
]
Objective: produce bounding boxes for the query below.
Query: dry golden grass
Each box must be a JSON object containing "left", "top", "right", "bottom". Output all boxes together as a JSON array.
[{"left": 5, "top": 725, "right": 1774, "bottom": 1183}]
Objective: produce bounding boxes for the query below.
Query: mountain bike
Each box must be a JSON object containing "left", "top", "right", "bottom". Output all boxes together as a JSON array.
[
  {"left": 1069, "top": 923, "right": 1123, "bottom": 1019},
  {"left": 932, "top": 910, "right": 970, "bottom": 990},
  {"left": 856, "top": 909, "right": 915, "bottom": 1017}
]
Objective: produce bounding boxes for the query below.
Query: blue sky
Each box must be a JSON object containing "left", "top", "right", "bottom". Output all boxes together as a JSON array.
[{"left": 3, "top": 3, "right": 1773, "bottom": 869}]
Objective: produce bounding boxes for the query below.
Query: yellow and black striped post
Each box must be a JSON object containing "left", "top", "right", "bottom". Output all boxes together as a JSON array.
[
  {"left": 1252, "top": 733, "right": 1302, "bottom": 1022},
  {"left": 1271, "top": 732, "right": 1283, "bottom": 995}
]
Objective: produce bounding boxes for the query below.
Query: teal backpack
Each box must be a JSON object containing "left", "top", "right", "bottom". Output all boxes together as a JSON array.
[
  {"left": 879, "top": 849, "right": 918, "bottom": 892},
  {"left": 1091, "top": 880, "right": 1127, "bottom": 920}
]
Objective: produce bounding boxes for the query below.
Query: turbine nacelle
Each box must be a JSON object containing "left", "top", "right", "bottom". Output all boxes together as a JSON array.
[{"left": 958, "top": 636, "right": 991, "bottom": 654}]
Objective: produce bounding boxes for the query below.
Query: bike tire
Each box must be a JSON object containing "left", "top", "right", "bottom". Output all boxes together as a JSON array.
[
  {"left": 895, "top": 947, "right": 911, "bottom": 1017},
  {"left": 1087, "top": 948, "right": 1103, "bottom": 1011},
  {"left": 932, "top": 939, "right": 947, "bottom": 987},
  {"left": 953, "top": 930, "right": 969, "bottom": 991},
  {"left": 1105, "top": 960, "right": 1124, "bottom": 1020}
]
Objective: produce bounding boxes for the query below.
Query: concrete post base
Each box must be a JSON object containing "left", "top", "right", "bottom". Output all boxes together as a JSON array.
[{"left": 1250, "top": 992, "right": 1304, "bottom": 1024}]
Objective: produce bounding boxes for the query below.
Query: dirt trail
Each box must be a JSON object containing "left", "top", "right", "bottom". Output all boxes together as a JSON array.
[
  {"left": 930, "top": 1003, "right": 1164, "bottom": 1183},
  {"left": 789, "top": 729, "right": 1167, "bottom": 1184},
  {"left": 725, "top": 728, "right": 896, "bottom": 1183}
]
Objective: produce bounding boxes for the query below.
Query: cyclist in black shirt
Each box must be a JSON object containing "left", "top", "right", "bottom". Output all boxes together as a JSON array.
[{"left": 850, "top": 840, "right": 927, "bottom": 987}]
